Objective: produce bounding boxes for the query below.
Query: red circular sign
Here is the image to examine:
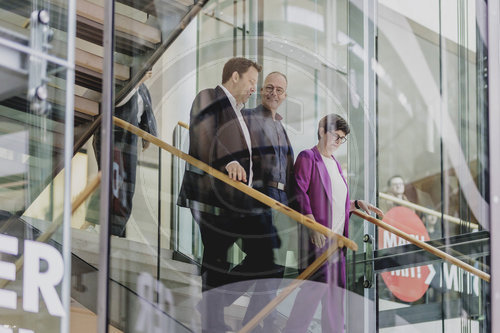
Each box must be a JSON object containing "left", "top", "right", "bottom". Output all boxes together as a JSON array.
[{"left": 378, "top": 206, "right": 431, "bottom": 302}]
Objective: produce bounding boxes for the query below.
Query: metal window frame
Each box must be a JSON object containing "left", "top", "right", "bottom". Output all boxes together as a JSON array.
[
  {"left": 61, "top": 0, "right": 77, "bottom": 332},
  {"left": 97, "top": 0, "right": 114, "bottom": 332},
  {"left": 488, "top": 1, "right": 500, "bottom": 332}
]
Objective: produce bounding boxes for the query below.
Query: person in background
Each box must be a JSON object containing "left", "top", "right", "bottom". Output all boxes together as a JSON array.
[
  {"left": 85, "top": 71, "right": 157, "bottom": 237},
  {"left": 380, "top": 175, "right": 408, "bottom": 213},
  {"left": 284, "top": 114, "right": 383, "bottom": 333}
]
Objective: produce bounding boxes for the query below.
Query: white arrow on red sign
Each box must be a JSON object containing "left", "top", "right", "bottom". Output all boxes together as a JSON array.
[{"left": 424, "top": 264, "right": 436, "bottom": 285}]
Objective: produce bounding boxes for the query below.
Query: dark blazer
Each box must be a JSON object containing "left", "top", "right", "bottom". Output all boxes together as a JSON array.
[
  {"left": 88, "top": 84, "right": 157, "bottom": 236},
  {"left": 242, "top": 105, "right": 294, "bottom": 198},
  {"left": 178, "top": 86, "right": 255, "bottom": 215}
]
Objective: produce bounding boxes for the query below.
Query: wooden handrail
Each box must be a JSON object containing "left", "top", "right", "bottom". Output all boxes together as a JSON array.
[
  {"left": 177, "top": 121, "right": 189, "bottom": 130},
  {"left": 114, "top": 117, "right": 358, "bottom": 251},
  {"left": 239, "top": 243, "right": 339, "bottom": 333},
  {"left": 353, "top": 210, "right": 490, "bottom": 282},
  {"left": 0, "top": 172, "right": 102, "bottom": 289},
  {"left": 379, "top": 192, "right": 479, "bottom": 229}
]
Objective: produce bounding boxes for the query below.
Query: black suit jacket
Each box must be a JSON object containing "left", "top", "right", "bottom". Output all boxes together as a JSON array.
[
  {"left": 88, "top": 84, "right": 157, "bottom": 236},
  {"left": 243, "top": 104, "right": 294, "bottom": 199},
  {"left": 178, "top": 86, "right": 256, "bottom": 215}
]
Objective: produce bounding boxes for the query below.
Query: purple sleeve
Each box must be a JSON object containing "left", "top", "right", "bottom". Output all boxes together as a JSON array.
[{"left": 293, "top": 151, "right": 314, "bottom": 215}]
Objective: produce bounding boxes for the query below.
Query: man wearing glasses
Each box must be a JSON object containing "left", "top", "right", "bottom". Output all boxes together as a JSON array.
[
  {"left": 227, "top": 71, "right": 295, "bottom": 332},
  {"left": 245, "top": 72, "right": 295, "bottom": 263},
  {"left": 246, "top": 71, "right": 294, "bottom": 206}
]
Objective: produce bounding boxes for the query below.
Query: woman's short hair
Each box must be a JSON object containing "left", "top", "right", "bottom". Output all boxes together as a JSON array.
[
  {"left": 222, "top": 57, "right": 262, "bottom": 84},
  {"left": 317, "top": 114, "right": 350, "bottom": 140}
]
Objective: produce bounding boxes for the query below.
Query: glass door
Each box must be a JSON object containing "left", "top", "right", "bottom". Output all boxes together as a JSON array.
[{"left": 345, "top": 0, "right": 490, "bottom": 332}]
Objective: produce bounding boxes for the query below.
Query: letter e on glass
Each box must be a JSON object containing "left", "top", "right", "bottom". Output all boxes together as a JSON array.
[
  {"left": 0, "top": 234, "right": 18, "bottom": 310},
  {"left": 23, "top": 240, "right": 65, "bottom": 317}
]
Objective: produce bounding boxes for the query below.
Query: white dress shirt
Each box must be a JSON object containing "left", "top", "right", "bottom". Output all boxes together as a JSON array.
[
  {"left": 218, "top": 84, "right": 253, "bottom": 187},
  {"left": 321, "top": 155, "right": 347, "bottom": 235}
]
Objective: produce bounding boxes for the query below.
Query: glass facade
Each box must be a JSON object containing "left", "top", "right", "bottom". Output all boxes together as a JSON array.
[
  {"left": 0, "top": 0, "right": 76, "bottom": 332},
  {"left": 0, "top": 0, "right": 497, "bottom": 332}
]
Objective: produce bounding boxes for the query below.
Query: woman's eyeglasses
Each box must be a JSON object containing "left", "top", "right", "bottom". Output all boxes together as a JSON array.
[{"left": 330, "top": 132, "right": 347, "bottom": 144}]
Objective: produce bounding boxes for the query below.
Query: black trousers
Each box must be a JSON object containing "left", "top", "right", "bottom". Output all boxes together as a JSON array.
[
  {"left": 191, "top": 209, "right": 279, "bottom": 291},
  {"left": 223, "top": 187, "right": 289, "bottom": 328},
  {"left": 191, "top": 209, "right": 279, "bottom": 332}
]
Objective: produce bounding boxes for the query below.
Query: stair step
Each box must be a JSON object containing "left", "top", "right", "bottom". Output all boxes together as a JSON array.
[
  {"left": 77, "top": 0, "right": 161, "bottom": 44},
  {"left": 72, "top": 228, "right": 175, "bottom": 260}
]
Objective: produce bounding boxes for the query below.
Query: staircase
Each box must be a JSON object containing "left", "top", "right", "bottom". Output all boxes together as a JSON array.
[
  {"left": 1, "top": 0, "right": 275, "bottom": 330},
  {"left": 0, "top": 0, "right": 202, "bottom": 213},
  {"left": 0, "top": 0, "right": 210, "bottom": 331},
  {"left": 71, "top": 228, "right": 203, "bottom": 329}
]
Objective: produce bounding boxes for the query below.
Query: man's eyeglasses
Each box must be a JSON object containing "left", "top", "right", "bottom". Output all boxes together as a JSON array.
[
  {"left": 331, "top": 132, "right": 347, "bottom": 144},
  {"left": 264, "top": 85, "right": 285, "bottom": 96}
]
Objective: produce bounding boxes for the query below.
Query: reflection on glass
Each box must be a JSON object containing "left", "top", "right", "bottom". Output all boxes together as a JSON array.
[
  {"left": 0, "top": 0, "right": 484, "bottom": 332},
  {"left": 0, "top": 0, "right": 75, "bottom": 330},
  {"left": 374, "top": 1, "right": 489, "bottom": 332}
]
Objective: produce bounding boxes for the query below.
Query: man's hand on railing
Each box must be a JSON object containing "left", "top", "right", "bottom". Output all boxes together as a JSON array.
[
  {"left": 354, "top": 199, "right": 384, "bottom": 219},
  {"left": 225, "top": 161, "right": 247, "bottom": 182}
]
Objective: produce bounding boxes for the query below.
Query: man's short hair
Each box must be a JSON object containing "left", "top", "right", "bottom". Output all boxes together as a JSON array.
[
  {"left": 387, "top": 175, "right": 404, "bottom": 187},
  {"left": 222, "top": 57, "right": 262, "bottom": 84},
  {"left": 317, "top": 114, "right": 350, "bottom": 140},
  {"left": 266, "top": 71, "right": 288, "bottom": 84}
]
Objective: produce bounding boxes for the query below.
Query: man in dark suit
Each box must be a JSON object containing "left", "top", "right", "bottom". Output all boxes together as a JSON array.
[{"left": 178, "top": 58, "right": 279, "bottom": 332}]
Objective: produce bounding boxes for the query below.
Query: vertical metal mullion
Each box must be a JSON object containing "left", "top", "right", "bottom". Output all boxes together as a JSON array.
[
  {"left": 233, "top": 0, "right": 237, "bottom": 56},
  {"left": 257, "top": 0, "right": 264, "bottom": 88},
  {"left": 61, "top": 0, "right": 77, "bottom": 332},
  {"left": 438, "top": 1, "right": 446, "bottom": 331},
  {"left": 363, "top": 0, "right": 377, "bottom": 332},
  {"left": 97, "top": 0, "right": 115, "bottom": 331},
  {"left": 157, "top": 148, "right": 161, "bottom": 283},
  {"left": 242, "top": 0, "right": 246, "bottom": 55},
  {"left": 248, "top": 0, "right": 257, "bottom": 59},
  {"left": 488, "top": 1, "right": 500, "bottom": 332},
  {"left": 172, "top": 127, "right": 180, "bottom": 252}
]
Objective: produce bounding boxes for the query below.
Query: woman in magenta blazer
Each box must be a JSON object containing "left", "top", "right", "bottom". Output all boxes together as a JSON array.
[{"left": 284, "top": 114, "right": 383, "bottom": 333}]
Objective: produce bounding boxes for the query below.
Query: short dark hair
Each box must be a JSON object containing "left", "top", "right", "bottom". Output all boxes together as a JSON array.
[
  {"left": 387, "top": 175, "right": 404, "bottom": 187},
  {"left": 222, "top": 57, "right": 262, "bottom": 84},
  {"left": 317, "top": 114, "right": 350, "bottom": 140},
  {"left": 266, "top": 71, "right": 288, "bottom": 84}
]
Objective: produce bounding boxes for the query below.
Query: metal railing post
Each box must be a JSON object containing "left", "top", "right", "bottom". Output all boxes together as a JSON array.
[{"left": 97, "top": 0, "right": 115, "bottom": 331}]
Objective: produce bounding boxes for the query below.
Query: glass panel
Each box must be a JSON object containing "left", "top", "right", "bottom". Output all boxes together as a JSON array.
[
  {"left": 101, "top": 0, "right": 491, "bottom": 332},
  {"left": 0, "top": 0, "right": 69, "bottom": 59},
  {"left": 376, "top": 0, "right": 487, "bottom": 239},
  {"left": 366, "top": 0, "right": 490, "bottom": 331},
  {"left": 350, "top": 243, "right": 490, "bottom": 332},
  {"left": 101, "top": 1, "right": 210, "bottom": 330},
  {"left": 0, "top": 0, "right": 75, "bottom": 330}
]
